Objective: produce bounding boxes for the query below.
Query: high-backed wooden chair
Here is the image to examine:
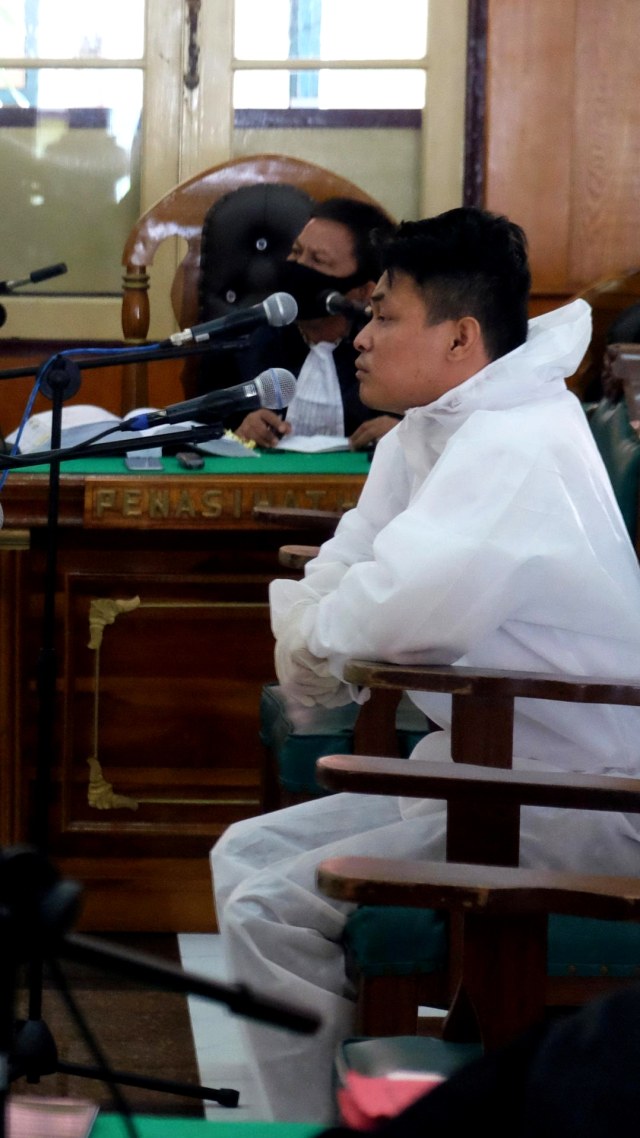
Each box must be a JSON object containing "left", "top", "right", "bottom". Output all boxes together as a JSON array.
[
  {"left": 120, "top": 154, "right": 388, "bottom": 412},
  {"left": 316, "top": 660, "right": 640, "bottom": 1049}
]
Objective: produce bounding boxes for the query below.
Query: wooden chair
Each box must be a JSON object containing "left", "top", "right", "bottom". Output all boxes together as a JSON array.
[
  {"left": 314, "top": 659, "right": 640, "bottom": 1049},
  {"left": 600, "top": 341, "right": 640, "bottom": 411},
  {"left": 587, "top": 386, "right": 640, "bottom": 556},
  {"left": 120, "top": 153, "right": 387, "bottom": 412},
  {"left": 566, "top": 268, "right": 640, "bottom": 400}
]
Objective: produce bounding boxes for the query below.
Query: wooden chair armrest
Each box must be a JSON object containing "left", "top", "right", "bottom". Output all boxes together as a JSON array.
[
  {"left": 278, "top": 544, "right": 320, "bottom": 569},
  {"left": 253, "top": 505, "right": 343, "bottom": 532},
  {"left": 316, "top": 754, "right": 640, "bottom": 814},
  {"left": 317, "top": 855, "right": 640, "bottom": 922},
  {"left": 343, "top": 660, "right": 640, "bottom": 706}
]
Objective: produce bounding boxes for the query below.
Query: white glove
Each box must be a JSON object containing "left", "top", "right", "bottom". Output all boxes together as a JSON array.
[{"left": 273, "top": 598, "right": 352, "bottom": 708}]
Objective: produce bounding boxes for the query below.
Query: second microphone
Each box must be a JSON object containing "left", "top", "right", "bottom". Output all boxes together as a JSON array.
[{"left": 124, "top": 368, "right": 297, "bottom": 431}]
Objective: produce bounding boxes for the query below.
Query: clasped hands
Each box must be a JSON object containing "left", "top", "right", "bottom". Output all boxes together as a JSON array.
[{"left": 274, "top": 598, "right": 352, "bottom": 709}]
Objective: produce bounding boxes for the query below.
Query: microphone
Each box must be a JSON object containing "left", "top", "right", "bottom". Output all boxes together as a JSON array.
[
  {"left": 168, "top": 292, "right": 298, "bottom": 347},
  {"left": 321, "top": 290, "right": 370, "bottom": 319},
  {"left": 0, "top": 262, "right": 68, "bottom": 295},
  {"left": 125, "top": 367, "right": 297, "bottom": 431}
]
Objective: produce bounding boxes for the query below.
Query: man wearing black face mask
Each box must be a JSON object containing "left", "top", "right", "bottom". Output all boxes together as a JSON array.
[{"left": 229, "top": 197, "right": 399, "bottom": 450}]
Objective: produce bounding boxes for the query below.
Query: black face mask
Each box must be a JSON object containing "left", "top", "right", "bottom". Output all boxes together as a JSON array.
[{"left": 276, "top": 260, "right": 370, "bottom": 320}]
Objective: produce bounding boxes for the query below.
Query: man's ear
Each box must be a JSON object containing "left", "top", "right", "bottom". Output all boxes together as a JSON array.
[{"left": 448, "top": 316, "right": 483, "bottom": 359}]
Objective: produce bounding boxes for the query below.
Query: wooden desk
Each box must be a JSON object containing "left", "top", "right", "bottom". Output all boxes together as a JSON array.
[{"left": 0, "top": 451, "right": 367, "bottom": 931}]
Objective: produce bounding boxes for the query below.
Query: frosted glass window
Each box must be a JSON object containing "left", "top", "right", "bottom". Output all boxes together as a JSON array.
[
  {"left": 234, "top": 0, "right": 427, "bottom": 110},
  {"left": 0, "top": 0, "right": 145, "bottom": 293},
  {"left": 234, "top": 0, "right": 427, "bottom": 61},
  {"left": 0, "top": 68, "right": 142, "bottom": 292},
  {"left": 0, "top": 0, "right": 145, "bottom": 61}
]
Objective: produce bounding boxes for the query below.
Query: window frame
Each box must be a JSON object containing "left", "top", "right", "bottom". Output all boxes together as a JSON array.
[{"left": 0, "top": 0, "right": 470, "bottom": 344}]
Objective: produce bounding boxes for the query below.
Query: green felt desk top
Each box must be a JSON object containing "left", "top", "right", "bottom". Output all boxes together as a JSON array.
[
  {"left": 93, "top": 1117, "right": 322, "bottom": 1137},
  {"left": 15, "top": 451, "right": 370, "bottom": 477}
]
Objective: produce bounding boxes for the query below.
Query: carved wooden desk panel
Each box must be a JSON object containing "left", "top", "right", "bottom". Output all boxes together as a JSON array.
[{"left": 0, "top": 452, "right": 367, "bottom": 930}]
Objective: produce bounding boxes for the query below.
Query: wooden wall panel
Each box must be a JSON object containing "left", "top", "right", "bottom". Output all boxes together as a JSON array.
[
  {"left": 484, "top": 0, "right": 640, "bottom": 301},
  {"left": 570, "top": 0, "right": 640, "bottom": 287},
  {"left": 484, "top": 0, "right": 576, "bottom": 294}
]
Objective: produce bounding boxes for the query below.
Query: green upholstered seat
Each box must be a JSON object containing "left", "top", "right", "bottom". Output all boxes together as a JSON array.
[
  {"left": 588, "top": 397, "right": 640, "bottom": 541},
  {"left": 344, "top": 906, "right": 448, "bottom": 979},
  {"left": 343, "top": 906, "right": 640, "bottom": 986},
  {"left": 260, "top": 682, "right": 430, "bottom": 797}
]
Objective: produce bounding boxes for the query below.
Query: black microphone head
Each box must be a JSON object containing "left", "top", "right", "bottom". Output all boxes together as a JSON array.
[
  {"left": 31, "top": 262, "right": 68, "bottom": 284},
  {"left": 262, "top": 292, "right": 298, "bottom": 328},
  {"left": 254, "top": 368, "right": 297, "bottom": 410},
  {"left": 321, "top": 289, "right": 367, "bottom": 318}
]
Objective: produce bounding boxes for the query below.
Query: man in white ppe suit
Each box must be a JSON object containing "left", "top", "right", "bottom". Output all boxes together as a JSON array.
[{"left": 211, "top": 207, "right": 640, "bottom": 1123}]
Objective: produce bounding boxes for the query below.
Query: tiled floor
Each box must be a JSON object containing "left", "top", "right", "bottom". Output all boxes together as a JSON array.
[{"left": 178, "top": 933, "right": 264, "bottom": 1122}]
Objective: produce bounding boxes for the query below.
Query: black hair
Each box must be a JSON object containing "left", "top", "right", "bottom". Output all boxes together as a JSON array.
[
  {"left": 309, "top": 197, "right": 395, "bottom": 282},
  {"left": 381, "top": 207, "right": 531, "bottom": 361}
]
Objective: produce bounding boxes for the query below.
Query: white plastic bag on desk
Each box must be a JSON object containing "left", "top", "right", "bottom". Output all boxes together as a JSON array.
[{"left": 6, "top": 404, "right": 120, "bottom": 453}]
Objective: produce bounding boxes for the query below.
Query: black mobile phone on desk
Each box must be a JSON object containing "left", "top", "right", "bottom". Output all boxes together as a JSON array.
[{"left": 176, "top": 450, "right": 205, "bottom": 470}]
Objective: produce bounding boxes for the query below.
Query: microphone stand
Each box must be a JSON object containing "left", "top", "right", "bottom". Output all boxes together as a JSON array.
[
  {"left": 0, "top": 340, "right": 287, "bottom": 1111},
  {"left": 0, "top": 334, "right": 250, "bottom": 383}
]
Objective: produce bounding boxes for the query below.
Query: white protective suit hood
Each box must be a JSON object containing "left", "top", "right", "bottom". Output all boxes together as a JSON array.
[{"left": 396, "top": 298, "right": 593, "bottom": 481}]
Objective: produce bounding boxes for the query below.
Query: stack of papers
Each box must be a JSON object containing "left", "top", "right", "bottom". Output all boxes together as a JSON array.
[{"left": 275, "top": 434, "right": 350, "bottom": 453}]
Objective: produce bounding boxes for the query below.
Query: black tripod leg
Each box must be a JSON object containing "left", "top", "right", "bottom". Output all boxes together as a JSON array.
[
  {"left": 48, "top": 956, "right": 239, "bottom": 1108},
  {"left": 10, "top": 1013, "right": 139, "bottom": 1136},
  {"left": 56, "top": 1062, "right": 239, "bottom": 1107}
]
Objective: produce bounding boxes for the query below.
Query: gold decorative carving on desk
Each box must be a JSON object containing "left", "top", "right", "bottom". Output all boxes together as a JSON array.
[
  {"left": 87, "top": 755, "right": 138, "bottom": 811},
  {"left": 86, "top": 595, "right": 141, "bottom": 810},
  {"left": 88, "top": 594, "right": 141, "bottom": 649}
]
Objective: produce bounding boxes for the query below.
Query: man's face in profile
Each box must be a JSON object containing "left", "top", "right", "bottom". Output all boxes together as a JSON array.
[{"left": 354, "top": 271, "right": 468, "bottom": 413}]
